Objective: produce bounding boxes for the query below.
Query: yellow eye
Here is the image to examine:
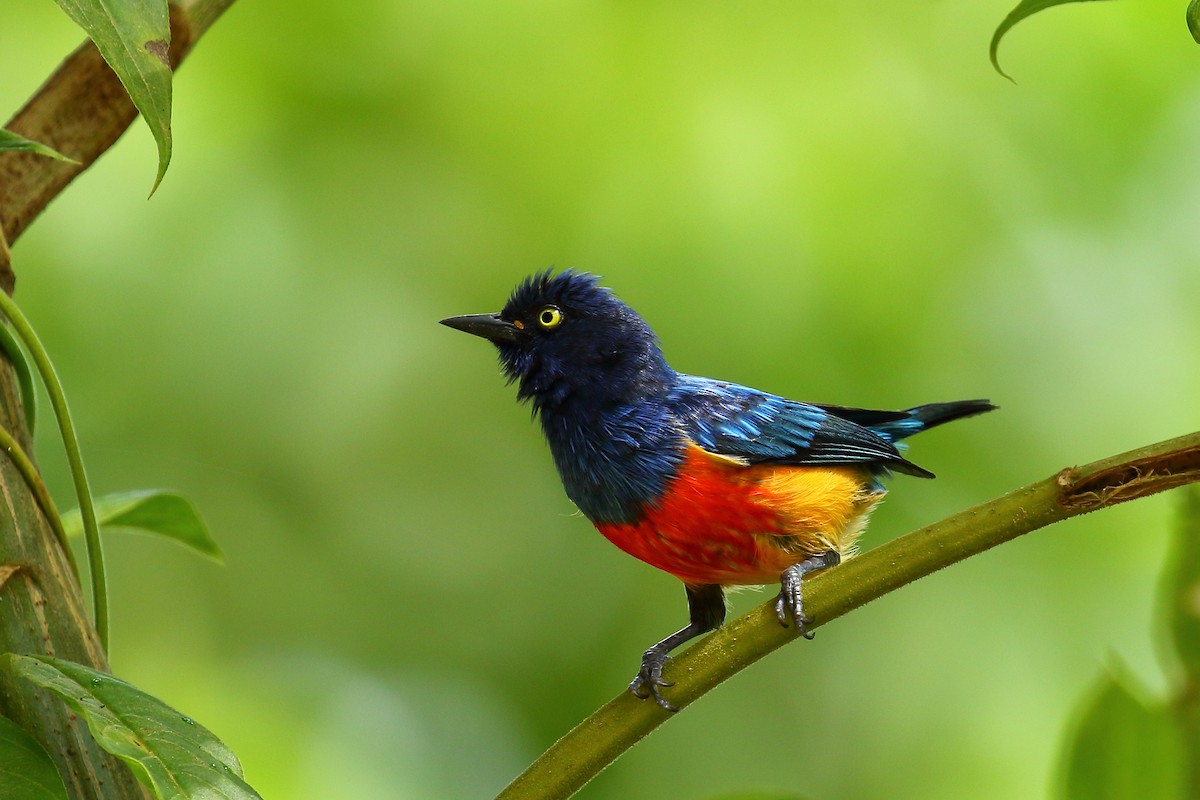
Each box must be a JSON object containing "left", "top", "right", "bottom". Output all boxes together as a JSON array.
[{"left": 537, "top": 305, "right": 564, "bottom": 329}]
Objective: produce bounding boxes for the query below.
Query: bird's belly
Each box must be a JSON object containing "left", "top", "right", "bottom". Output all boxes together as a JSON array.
[{"left": 594, "top": 445, "right": 883, "bottom": 586}]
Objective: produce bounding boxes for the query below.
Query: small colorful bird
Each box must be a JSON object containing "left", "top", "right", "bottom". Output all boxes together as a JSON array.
[{"left": 442, "top": 270, "right": 994, "bottom": 711}]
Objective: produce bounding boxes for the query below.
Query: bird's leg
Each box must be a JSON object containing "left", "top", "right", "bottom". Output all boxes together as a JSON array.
[
  {"left": 776, "top": 549, "right": 841, "bottom": 638},
  {"left": 630, "top": 583, "right": 726, "bottom": 712}
]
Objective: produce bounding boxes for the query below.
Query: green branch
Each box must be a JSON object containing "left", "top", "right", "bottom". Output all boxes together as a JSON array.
[
  {"left": 0, "top": 291, "right": 107, "bottom": 652},
  {"left": 0, "top": 422, "right": 74, "bottom": 575},
  {"left": 496, "top": 430, "right": 1200, "bottom": 800}
]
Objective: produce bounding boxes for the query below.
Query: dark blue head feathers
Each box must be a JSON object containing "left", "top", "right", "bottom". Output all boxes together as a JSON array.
[
  {"left": 493, "top": 269, "right": 674, "bottom": 414},
  {"left": 440, "top": 269, "right": 681, "bottom": 522}
]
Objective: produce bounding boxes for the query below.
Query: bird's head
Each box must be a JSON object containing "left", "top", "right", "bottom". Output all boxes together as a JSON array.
[{"left": 441, "top": 270, "right": 673, "bottom": 413}]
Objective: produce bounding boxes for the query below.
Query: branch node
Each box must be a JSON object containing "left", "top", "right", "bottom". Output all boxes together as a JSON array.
[
  {"left": 1059, "top": 444, "right": 1200, "bottom": 511},
  {"left": 1055, "top": 467, "right": 1079, "bottom": 488}
]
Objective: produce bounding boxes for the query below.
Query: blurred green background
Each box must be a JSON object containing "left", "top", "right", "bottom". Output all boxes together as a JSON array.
[{"left": 4, "top": 0, "right": 1199, "bottom": 797}]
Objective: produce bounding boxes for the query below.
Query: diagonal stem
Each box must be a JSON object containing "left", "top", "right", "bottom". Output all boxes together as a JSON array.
[
  {"left": 496, "top": 431, "right": 1200, "bottom": 800},
  {"left": 0, "top": 0, "right": 238, "bottom": 286}
]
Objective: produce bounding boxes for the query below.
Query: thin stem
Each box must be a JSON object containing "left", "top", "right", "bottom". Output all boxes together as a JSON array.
[
  {"left": 496, "top": 431, "right": 1200, "bottom": 800},
  {"left": 0, "top": 228, "right": 8, "bottom": 286},
  {"left": 0, "top": 291, "right": 107, "bottom": 652},
  {"left": 0, "top": 423, "right": 74, "bottom": 575},
  {"left": 0, "top": 319, "right": 39, "bottom": 434}
]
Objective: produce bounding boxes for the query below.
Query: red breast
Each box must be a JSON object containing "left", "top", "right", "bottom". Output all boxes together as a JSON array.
[{"left": 595, "top": 444, "right": 884, "bottom": 586}]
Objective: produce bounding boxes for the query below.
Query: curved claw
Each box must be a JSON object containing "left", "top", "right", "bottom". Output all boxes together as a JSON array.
[
  {"left": 775, "top": 581, "right": 813, "bottom": 637},
  {"left": 629, "top": 650, "right": 679, "bottom": 712},
  {"left": 776, "top": 550, "right": 841, "bottom": 639},
  {"left": 626, "top": 584, "right": 726, "bottom": 713}
]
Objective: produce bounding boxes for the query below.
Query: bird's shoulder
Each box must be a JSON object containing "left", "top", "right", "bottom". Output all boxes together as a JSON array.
[{"left": 665, "top": 374, "right": 825, "bottom": 457}]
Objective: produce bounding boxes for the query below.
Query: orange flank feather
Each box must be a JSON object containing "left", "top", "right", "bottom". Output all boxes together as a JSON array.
[{"left": 594, "top": 443, "right": 884, "bottom": 586}]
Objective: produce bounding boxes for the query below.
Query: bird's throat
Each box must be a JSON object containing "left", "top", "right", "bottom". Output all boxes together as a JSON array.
[{"left": 538, "top": 400, "right": 684, "bottom": 526}]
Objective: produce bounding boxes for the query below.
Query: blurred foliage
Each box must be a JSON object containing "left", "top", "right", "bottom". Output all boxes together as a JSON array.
[
  {"left": 1164, "top": 488, "right": 1200, "bottom": 709},
  {"left": 1058, "top": 669, "right": 1186, "bottom": 799},
  {"left": 2, "top": 0, "right": 1199, "bottom": 798},
  {"left": 1055, "top": 489, "right": 1200, "bottom": 799}
]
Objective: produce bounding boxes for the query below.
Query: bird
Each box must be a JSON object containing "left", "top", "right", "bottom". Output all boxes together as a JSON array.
[{"left": 441, "top": 270, "right": 994, "bottom": 711}]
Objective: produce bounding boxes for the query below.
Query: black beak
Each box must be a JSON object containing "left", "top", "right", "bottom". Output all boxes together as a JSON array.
[{"left": 439, "top": 313, "right": 522, "bottom": 344}]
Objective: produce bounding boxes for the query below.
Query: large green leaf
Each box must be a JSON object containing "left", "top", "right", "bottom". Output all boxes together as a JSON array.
[
  {"left": 52, "top": 0, "right": 173, "bottom": 190},
  {"left": 990, "top": 0, "right": 1112, "bottom": 80},
  {"left": 61, "top": 490, "right": 223, "bottom": 562},
  {"left": 1059, "top": 670, "right": 1186, "bottom": 799},
  {"left": 1189, "top": 0, "right": 1200, "bottom": 44},
  {"left": 1, "top": 655, "right": 261, "bottom": 800},
  {"left": 0, "top": 714, "right": 70, "bottom": 800},
  {"left": 0, "top": 129, "right": 77, "bottom": 164}
]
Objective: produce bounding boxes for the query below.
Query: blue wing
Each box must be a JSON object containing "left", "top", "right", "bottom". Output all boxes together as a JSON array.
[{"left": 667, "top": 374, "right": 935, "bottom": 477}]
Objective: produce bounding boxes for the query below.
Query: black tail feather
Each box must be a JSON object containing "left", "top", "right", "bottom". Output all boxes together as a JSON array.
[
  {"left": 904, "top": 399, "right": 997, "bottom": 430},
  {"left": 875, "top": 399, "right": 996, "bottom": 479},
  {"left": 811, "top": 398, "right": 996, "bottom": 479}
]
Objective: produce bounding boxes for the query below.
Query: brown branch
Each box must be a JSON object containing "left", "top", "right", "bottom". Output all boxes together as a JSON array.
[{"left": 0, "top": 0, "right": 236, "bottom": 291}]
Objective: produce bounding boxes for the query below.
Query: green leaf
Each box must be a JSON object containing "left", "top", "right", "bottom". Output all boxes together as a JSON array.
[
  {"left": 1059, "top": 668, "right": 1186, "bottom": 800},
  {"left": 61, "top": 490, "right": 223, "bottom": 562},
  {"left": 990, "top": 0, "right": 1112, "bottom": 80},
  {"left": 1189, "top": 0, "right": 1200, "bottom": 44},
  {"left": 51, "top": 0, "right": 173, "bottom": 191},
  {"left": 0, "top": 129, "right": 78, "bottom": 164},
  {"left": 1, "top": 655, "right": 262, "bottom": 800},
  {"left": 0, "top": 714, "right": 70, "bottom": 800}
]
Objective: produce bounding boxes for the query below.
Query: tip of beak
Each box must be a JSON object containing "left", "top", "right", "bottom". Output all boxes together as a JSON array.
[{"left": 439, "top": 312, "right": 520, "bottom": 343}]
